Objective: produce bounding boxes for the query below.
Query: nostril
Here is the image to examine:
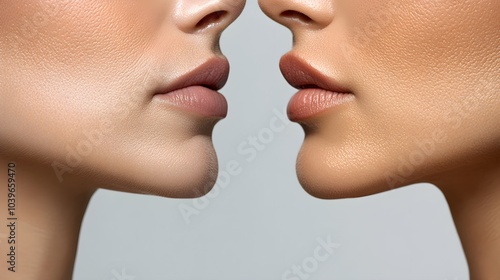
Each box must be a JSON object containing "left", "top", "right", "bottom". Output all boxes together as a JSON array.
[
  {"left": 196, "top": 10, "right": 228, "bottom": 29},
  {"left": 280, "top": 10, "right": 313, "bottom": 24}
]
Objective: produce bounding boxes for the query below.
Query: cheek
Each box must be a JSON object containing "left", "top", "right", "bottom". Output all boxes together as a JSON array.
[
  {"left": 0, "top": 1, "right": 156, "bottom": 138},
  {"left": 1, "top": 0, "right": 161, "bottom": 71},
  {"left": 341, "top": 0, "right": 499, "bottom": 76},
  {"left": 0, "top": 1, "right": 151, "bottom": 170},
  {"left": 339, "top": 0, "right": 500, "bottom": 159}
]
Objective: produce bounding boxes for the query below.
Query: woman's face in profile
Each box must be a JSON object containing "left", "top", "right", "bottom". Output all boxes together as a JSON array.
[
  {"left": 260, "top": 0, "right": 499, "bottom": 198},
  {"left": 0, "top": 0, "right": 245, "bottom": 197}
]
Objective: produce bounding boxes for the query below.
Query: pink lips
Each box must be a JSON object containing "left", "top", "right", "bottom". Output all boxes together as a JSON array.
[
  {"left": 154, "top": 58, "right": 229, "bottom": 118},
  {"left": 279, "top": 54, "right": 354, "bottom": 122}
]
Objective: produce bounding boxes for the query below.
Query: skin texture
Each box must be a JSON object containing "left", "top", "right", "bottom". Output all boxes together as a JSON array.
[
  {"left": 259, "top": 0, "right": 500, "bottom": 278},
  {"left": 0, "top": 0, "right": 245, "bottom": 279}
]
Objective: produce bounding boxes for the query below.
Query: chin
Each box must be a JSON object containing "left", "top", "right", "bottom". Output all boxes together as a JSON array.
[
  {"left": 77, "top": 135, "right": 220, "bottom": 199},
  {"left": 295, "top": 139, "right": 404, "bottom": 200},
  {"left": 133, "top": 140, "right": 219, "bottom": 199}
]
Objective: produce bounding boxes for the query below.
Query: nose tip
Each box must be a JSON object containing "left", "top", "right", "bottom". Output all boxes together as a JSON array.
[
  {"left": 259, "top": 0, "right": 334, "bottom": 30},
  {"left": 175, "top": 0, "right": 246, "bottom": 34}
]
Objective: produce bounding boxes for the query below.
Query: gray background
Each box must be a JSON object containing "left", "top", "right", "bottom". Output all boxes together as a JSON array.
[{"left": 74, "top": 2, "right": 468, "bottom": 279}]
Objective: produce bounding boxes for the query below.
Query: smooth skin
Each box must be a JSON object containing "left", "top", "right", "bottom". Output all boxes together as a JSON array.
[
  {"left": 259, "top": 0, "right": 500, "bottom": 278},
  {"left": 0, "top": 1, "right": 245, "bottom": 279}
]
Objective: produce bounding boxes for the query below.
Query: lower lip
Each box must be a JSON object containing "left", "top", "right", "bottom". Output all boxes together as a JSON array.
[
  {"left": 287, "top": 88, "right": 355, "bottom": 122},
  {"left": 154, "top": 86, "right": 228, "bottom": 118}
]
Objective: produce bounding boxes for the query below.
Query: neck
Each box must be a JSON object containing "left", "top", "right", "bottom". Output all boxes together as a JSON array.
[
  {"left": 0, "top": 157, "right": 95, "bottom": 280},
  {"left": 436, "top": 161, "right": 500, "bottom": 280}
]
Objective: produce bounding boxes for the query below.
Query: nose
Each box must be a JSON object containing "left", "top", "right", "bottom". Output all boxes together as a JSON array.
[
  {"left": 258, "top": 0, "right": 334, "bottom": 30},
  {"left": 175, "top": 0, "right": 246, "bottom": 34}
]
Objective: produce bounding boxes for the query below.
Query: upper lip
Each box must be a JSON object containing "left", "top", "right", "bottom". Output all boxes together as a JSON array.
[
  {"left": 156, "top": 57, "right": 230, "bottom": 94},
  {"left": 279, "top": 53, "right": 351, "bottom": 93}
]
